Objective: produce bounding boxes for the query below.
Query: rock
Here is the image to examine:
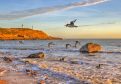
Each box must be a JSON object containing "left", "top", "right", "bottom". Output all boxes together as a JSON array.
[
  {"left": 3, "top": 57, "right": 13, "bottom": 63},
  {"left": 40, "top": 80, "right": 46, "bottom": 84},
  {"left": 91, "top": 78, "right": 101, "bottom": 84},
  {"left": 0, "top": 69, "right": 7, "bottom": 76},
  {"left": 27, "top": 52, "right": 45, "bottom": 59},
  {"left": 105, "top": 79, "right": 112, "bottom": 84},
  {"left": 39, "top": 64, "right": 48, "bottom": 69},
  {"left": 43, "top": 74, "right": 48, "bottom": 80},
  {"left": 80, "top": 43, "right": 101, "bottom": 53},
  {"left": 70, "top": 61, "right": 79, "bottom": 64},
  {"left": 24, "top": 60, "right": 30, "bottom": 64},
  {"left": 59, "top": 57, "right": 66, "bottom": 61},
  {"left": 25, "top": 69, "right": 37, "bottom": 76},
  {"left": 0, "top": 80, "right": 7, "bottom": 84}
]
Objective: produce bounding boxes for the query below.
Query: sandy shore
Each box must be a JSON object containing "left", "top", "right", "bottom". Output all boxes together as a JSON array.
[{"left": 0, "top": 52, "right": 121, "bottom": 84}]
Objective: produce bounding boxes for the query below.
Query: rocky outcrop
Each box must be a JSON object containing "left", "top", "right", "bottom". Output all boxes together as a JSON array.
[
  {"left": 0, "top": 28, "right": 62, "bottom": 40},
  {"left": 80, "top": 43, "right": 102, "bottom": 53},
  {"left": 27, "top": 52, "right": 45, "bottom": 59}
]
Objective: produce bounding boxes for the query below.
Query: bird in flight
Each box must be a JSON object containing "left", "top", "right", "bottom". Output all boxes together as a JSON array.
[{"left": 65, "top": 19, "right": 78, "bottom": 28}]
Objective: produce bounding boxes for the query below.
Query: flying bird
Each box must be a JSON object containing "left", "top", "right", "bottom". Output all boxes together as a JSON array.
[{"left": 65, "top": 19, "right": 78, "bottom": 28}]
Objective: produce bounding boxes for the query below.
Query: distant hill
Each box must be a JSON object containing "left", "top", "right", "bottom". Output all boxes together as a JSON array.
[{"left": 0, "top": 28, "right": 62, "bottom": 40}]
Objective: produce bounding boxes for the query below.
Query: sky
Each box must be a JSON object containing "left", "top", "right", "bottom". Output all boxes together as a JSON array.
[{"left": 0, "top": 0, "right": 121, "bottom": 39}]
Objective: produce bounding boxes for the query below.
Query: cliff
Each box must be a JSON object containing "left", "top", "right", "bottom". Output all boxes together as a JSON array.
[{"left": 0, "top": 28, "right": 62, "bottom": 40}]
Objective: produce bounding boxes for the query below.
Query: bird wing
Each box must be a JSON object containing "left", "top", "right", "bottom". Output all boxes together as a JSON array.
[
  {"left": 70, "top": 19, "right": 77, "bottom": 24},
  {"left": 73, "top": 19, "right": 77, "bottom": 23}
]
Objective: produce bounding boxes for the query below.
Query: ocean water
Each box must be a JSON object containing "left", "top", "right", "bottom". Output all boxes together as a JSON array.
[{"left": 0, "top": 39, "right": 121, "bottom": 64}]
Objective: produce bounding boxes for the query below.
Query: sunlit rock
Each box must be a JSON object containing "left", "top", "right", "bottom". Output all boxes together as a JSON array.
[
  {"left": 0, "top": 68, "right": 7, "bottom": 76},
  {"left": 80, "top": 43, "right": 102, "bottom": 53},
  {"left": 27, "top": 52, "right": 45, "bottom": 59}
]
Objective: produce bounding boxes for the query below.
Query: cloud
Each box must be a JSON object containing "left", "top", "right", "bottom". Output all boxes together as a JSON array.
[
  {"left": 79, "top": 21, "right": 118, "bottom": 27},
  {"left": 0, "top": 0, "right": 109, "bottom": 20}
]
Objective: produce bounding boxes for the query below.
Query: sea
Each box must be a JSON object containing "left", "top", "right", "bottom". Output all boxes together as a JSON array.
[{"left": 0, "top": 39, "right": 121, "bottom": 63}]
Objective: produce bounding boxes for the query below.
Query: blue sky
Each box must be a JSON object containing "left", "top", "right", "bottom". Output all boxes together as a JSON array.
[{"left": 0, "top": 0, "right": 121, "bottom": 39}]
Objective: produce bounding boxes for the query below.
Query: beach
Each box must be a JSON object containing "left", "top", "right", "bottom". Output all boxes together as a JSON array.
[
  {"left": 0, "top": 39, "right": 121, "bottom": 84},
  {"left": 0, "top": 0, "right": 120, "bottom": 83}
]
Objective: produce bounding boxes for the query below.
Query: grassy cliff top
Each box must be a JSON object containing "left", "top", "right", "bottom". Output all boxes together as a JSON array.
[{"left": 0, "top": 28, "right": 62, "bottom": 40}]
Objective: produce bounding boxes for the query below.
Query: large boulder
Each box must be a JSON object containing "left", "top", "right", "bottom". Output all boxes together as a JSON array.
[
  {"left": 27, "top": 52, "right": 45, "bottom": 59},
  {"left": 80, "top": 43, "right": 101, "bottom": 53}
]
